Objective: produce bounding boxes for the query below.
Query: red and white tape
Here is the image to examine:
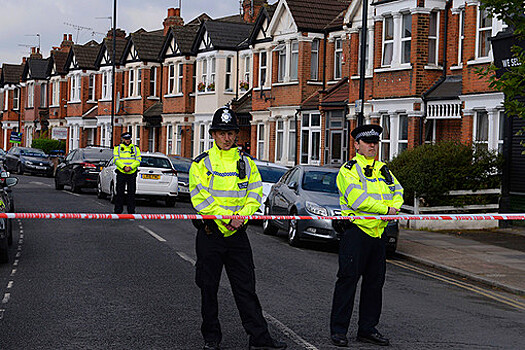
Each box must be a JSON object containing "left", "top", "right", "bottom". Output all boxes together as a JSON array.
[{"left": 0, "top": 213, "right": 524, "bottom": 220}]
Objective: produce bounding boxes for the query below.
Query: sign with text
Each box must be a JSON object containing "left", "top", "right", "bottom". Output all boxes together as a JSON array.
[
  {"left": 51, "top": 127, "right": 68, "bottom": 140},
  {"left": 9, "top": 131, "right": 22, "bottom": 144}
]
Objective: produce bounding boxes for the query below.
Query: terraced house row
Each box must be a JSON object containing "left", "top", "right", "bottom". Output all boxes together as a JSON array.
[{"left": 0, "top": 0, "right": 506, "bottom": 166}]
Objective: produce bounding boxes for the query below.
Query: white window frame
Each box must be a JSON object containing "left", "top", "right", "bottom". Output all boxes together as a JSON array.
[
  {"left": 382, "top": 16, "right": 394, "bottom": 66},
  {"left": 13, "top": 88, "right": 20, "bottom": 110},
  {"left": 458, "top": 8, "right": 465, "bottom": 65},
  {"left": 101, "top": 70, "right": 112, "bottom": 100},
  {"left": 397, "top": 114, "right": 409, "bottom": 154},
  {"left": 259, "top": 51, "right": 268, "bottom": 87},
  {"left": 257, "top": 123, "right": 265, "bottom": 160},
  {"left": 288, "top": 118, "right": 296, "bottom": 162},
  {"left": 225, "top": 56, "right": 233, "bottom": 91},
  {"left": 150, "top": 67, "right": 157, "bottom": 97},
  {"left": 166, "top": 124, "right": 173, "bottom": 155},
  {"left": 300, "top": 112, "right": 322, "bottom": 165},
  {"left": 401, "top": 13, "right": 412, "bottom": 64},
  {"left": 357, "top": 28, "right": 374, "bottom": 76},
  {"left": 177, "top": 63, "right": 184, "bottom": 94},
  {"left": 476, "top": 7, "right": 492, "bottom": 59},
  {"left": 208, "top": 57, "right": 216, "bottom": 92},
  {"left": 40, "top": 82, "right": 47, "bottom": 107},
  {"left": 379, "top": 115, "right": 391, "bottom": 161},
  {"left": 4, "top": 90, "right": 8, "bottom": 111},
  {"left": 278, "top": 45, "right": 286, "bottom": 82},
  {"left": 311, "top": 39, "right": 319, "bottom": 80},
  {"left": 275, "top": 119, "right": 284, "bottom": 161},
  {"left": 128, "top": 69, "right": 135, "bottom": 97},
  {"left": 128, "top": 68, "right": 142, "bottom": 97},
  {"left": 428, "top": 11, "right": 439, "bottom": 65},
  {"left": 290, "top": 40, "right": 299, "bottom": 81},
  {"left": 334, "top": 38, "right": 343, "bottom": 80},
  {"left": 201, "top": 58, "right": 207, "bottom": 90},
  {"left": 379, "top": 114, "right": 408, "bottom": 160},
  {"left": 176, "top": 125, "right": 182, "bottom": 155},
  {"left": 52, "top": 80, "right": 60, "bottom": 106},
  {"left": 168, "top": 64, "right": 176, "bottom": 94},
  {"left": 135, "top": 125, "right": 141, "bottom": 147},
  {"left": 473, "top": 109, "right": 504, "bottom": 152},
  {"left": 88, "top": 74, "right": 95, "bottom": 101},
  {"left": 27, "top": 82, "right": 34, "bottom": 108},
  {"left": 244, "top": 55, "right": 251, "bottom": 85}
]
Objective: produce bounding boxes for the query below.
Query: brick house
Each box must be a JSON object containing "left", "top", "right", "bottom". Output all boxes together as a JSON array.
[
  {"left": 0, "top": 63, "right": 25, "bottom": 150},
  {"left": 64, "top": 41, "right": 101, "bottom": 152}
]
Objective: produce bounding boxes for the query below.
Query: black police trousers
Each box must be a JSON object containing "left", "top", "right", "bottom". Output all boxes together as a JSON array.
[
  {"left": 330, "top": 223, "right": 386, "bottom": 336},
  {"left": 195, "top": 226, "right": 273, "bottom": 346},
  {"left": 114, "top": 171, "right": 137, "bottom": 214}
]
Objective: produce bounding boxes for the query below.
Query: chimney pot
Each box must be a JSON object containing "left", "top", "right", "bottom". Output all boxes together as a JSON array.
[
  {"left": 63, "top": 34, "right": 67, "bottom": 40},
  {"left": 175, "top": 8, "right": 180, "bottom": 17},
  {"left": 168, "top": 8, "right": 176, "bottom": 17},
  {"left": 31, "top": 47, "right": 35, "bottom": 54},
  {"left": 68, "top": 34, "right": 72, "bottom": 41}
]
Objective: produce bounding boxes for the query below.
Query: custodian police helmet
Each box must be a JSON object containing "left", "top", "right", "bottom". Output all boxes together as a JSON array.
[
  {"left": 351, "top": 124, "right": 383, "bottom": 143},
  {"left": 209, "top": 107, "right": 240, "bottom": 134}
]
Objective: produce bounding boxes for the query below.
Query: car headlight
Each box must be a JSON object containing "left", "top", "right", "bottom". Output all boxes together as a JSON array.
[{"left": 305, "top": 201, "right": 328, "bottom": 216}]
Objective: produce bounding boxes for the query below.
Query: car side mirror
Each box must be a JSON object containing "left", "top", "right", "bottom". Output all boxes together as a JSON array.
[
  {"left": 287, "top": 182, "right": 298, "bottom": 190},
  {"left": 0, "top": 171, "right": 9, "bottom": 179},
  {"left": 6, "top": 177, "right": 18, "bottom": 187}
]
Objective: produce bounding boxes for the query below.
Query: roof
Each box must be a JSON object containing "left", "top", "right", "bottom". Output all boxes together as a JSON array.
[
  {"left": 320, "top": 78, "right": 349, "bottom": 108},
  {"left": 231, "top": 89, "right": 253, "bottom": 114},
  {"left": 249, "top": 2, "right": 279, "bottom": 44},
  {"left": 423, "top": 75, "right": 462, "bottom": 101},
  {"left": 50, "top": 50, "right": 68, "bottom": 75},
  {"left": 301, "top": 90, "right": 320, "bottom": 110},
  {"left": 127, "top": 31, "right": 165, "bottom": 62},
  {"left": 197, "top": 20, "right": 254, "bottom": 51},
  {"left": 1, "top": 63, "right": 24, "bottom": 85},
  {"left": 23, "top": 58, "right": 50, "bottom": 81},
  {"left": 214, "top": 14, "right": 245, "bottom": 23},
  {"left": 144, "top": 102, "right": 163, "bottom": 117},
  {"left": 187, "top": 13, "right": 212, "bottom": 26},
  {"left": 171, "top": 25, "right": 200, "bottom": 54},
  {"left": 102, "top": 37, "right": 128, "bottom": 64},
  {"left": 69, "top": 42, "right": 101, "bottom": 70},
  {"left": 286, "top": 0, "right": 351, "bottom": 32}
]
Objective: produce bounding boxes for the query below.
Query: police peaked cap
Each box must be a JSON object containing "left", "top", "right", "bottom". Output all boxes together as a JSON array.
[
  {"left": 121, "top": 132, "right": 132, "bottom": 139},
  {"left": 209, "top": 107, "right": 240, "bottom": 134},
  {"left": 351, "top": 124, "right": 383, "bottom": 142}
]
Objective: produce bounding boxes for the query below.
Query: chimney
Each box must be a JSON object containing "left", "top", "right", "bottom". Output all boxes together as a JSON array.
[
  {"left": 163, "top": 7, "right": 184, "bottom": 35},
  {"left": 30, "top": 47, "right": 42, "bottom": 59},
  {"left": 106, "top": 28, "right": 126, "bottom": 39},
  {"left": 61, "top": 33, "right": 74, "bottom": 51},
  {"left": 242, "top": 0, "right": 266, "bottom": 23}
]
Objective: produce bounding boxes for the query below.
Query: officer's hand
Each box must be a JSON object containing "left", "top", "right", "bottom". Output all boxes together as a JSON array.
[
  {"left": 387, "top": 207, "right": 399, "bottom": 215},
  {"left": 229, "top": 219, "right": 244, "bottom": 229},
  {"left": 124, "top": 166, "right": 131, "bottom": 172}
]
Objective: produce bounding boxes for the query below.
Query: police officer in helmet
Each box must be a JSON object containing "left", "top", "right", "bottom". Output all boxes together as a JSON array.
[
  {"left": 189, "top": 107, "right": 287, "bottom": 350},
  {"left": 330, "top": 124, "right": 403, "bottom": 347}
]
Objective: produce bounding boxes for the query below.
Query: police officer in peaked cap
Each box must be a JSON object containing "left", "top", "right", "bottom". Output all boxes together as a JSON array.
[
  {"left": 113, "top": 131, "right": 141, "bottom": 214},
  {"left": 189, "top": 106, "right": 287, "bottom": 350}
]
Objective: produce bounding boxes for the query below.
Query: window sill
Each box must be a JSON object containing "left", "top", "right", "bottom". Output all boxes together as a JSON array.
[
  {"left": 197, "top": 91, "right": 215, "bottom": 95},
  {"left": 164, "top": 93, "right": 183, "bottom": 98},
  {"left": 424, "top": 65, "right": 443, "bottom": 70},
  {"left": 253, "top": 87, "right": 271, "bottom": 91},
  {"left": 374, "top": 64, "right": 412, "bottom": 73},
  {"left": 350, "top": 75, "right": 373, "bottom": 80},
  {"left": 467, "top": 57, "right": 492, "bottom": 66},
  {"left": 123, "top": 96, "right": 142, "bottom": 101},
  {"left": 99, "top": 98, "right": 112, "bottom": 102},
  {"left": 49, "top": 105, "right": 60, "bottom": 108},
  {"left": 450, "top": 64, "right": 463, "bottom": 71},
  {"left": 147, "top": 96, "right": 160, "bottom": 100},
  {"left": 272, "top": 81, "right": 299, "bottom": 87},
  {"left": 67, "top": 101, "right": 81, "bottom": 104},
  {"left": 25, "top": 107, "right": 34, "bottom": 110},
  {"left": 307, "top": 81, "right": 323, "bottom": 85},
  {"left": 87, "top": 100, "right": 97, "bottom": 104},
  {"left": 225, "top": 91, "right": 237, "bottom": 95}
]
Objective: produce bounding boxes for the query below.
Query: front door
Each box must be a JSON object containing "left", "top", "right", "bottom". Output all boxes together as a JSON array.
[{"left": 329, "top": 130, "right": 344, "bottom": 165}]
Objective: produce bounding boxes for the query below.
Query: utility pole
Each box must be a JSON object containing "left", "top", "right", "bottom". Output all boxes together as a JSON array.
[
  {"left": 110, "top": 0, "right": 117, "bottom": 147},
  {"left": 356, "top": 0, "right": 368, "bottom": 127}
]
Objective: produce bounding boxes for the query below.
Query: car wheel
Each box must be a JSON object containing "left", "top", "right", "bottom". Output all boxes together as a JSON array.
[
  {"left": 262, "top": 204, "right": 278, "bottom": 235},
  {"left": 0, "top": 236, "right": 8, "bottom": 263},
  {"left": 54, "top": 176, "right": 64, "bottom": 190},
  {"left": 70, "top": 175, "right": 81, "bottom": 193},
  {"left": 165, "top": 197, "right": 176, "bottom": 207},
  {"left": 288, "top": 209, "right": 301, "bottom": 247},
  {"left": 97, "top": 180, "right": 107, "bottom": 199},
  {"left": 16, "top": 163, "right": 23, "bottom": 175},
  {"left": 109, "top": 183, "right": 116, "bottom": 204}
]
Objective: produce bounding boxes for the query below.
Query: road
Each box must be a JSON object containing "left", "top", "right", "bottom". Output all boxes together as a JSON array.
[{"left": 0, "top": 175, "right": 523, "bottom": 349}]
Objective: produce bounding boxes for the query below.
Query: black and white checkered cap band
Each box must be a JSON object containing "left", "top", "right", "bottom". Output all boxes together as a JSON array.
[{"left": 356, "top": 130, "right": 380, "bottom": 139}]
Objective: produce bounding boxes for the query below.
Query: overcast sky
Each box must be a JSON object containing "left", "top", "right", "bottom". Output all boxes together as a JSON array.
[{"left": 0, "top": 0, "right": 241, "bottom": 64}]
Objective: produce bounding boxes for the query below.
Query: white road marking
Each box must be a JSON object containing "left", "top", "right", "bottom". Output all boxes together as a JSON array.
[
  {"left": 0, "top": 309, "right": 4, "bottom": 320},
  {"left": 13, "top": 260, "right": 18, "bottom": 267},
  {"left": 2, "top": 293, "right": 10, "bottom": 304},
  {"left": 138, "top": 225, "right": 167, "bottom": 242},
  {"left": 10, "top": 269, "right": 16, "bottom": 277},
  {"left": 176, "top": 252, "right": 196, "bottom": 266},
  {"left": 15, "top": 252, "right": 21, "bottom": 258},
  {"left": 263, "top": 311, "right": 319, "bottom": 350},
  {"left": 62, "top": 190, "right": 81, "bottom": 197},
  {"left": 30, "top": 181, "right": 51, "bottom": 187},
  {"left": 7, "top": 281, "right": 13, "bottom": 289}
]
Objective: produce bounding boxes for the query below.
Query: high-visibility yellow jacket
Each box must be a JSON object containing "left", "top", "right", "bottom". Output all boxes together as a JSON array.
[
  {"left": 337, "top": 153, "right": 404, "bottom": 238},
  {"left": 113, "top": 143, "right": 141, "bottom": 174},
  {"left": 189, "top": 142, "right": 263, "bottom": 237}
]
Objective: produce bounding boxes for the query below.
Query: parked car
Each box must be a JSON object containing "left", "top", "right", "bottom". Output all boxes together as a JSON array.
[
  {"left": 262, "top": 165, "right": 399, "bottom": 254},
  {"left": 55, "top": 146, "right": 113, "bottom": 192},
  {"left": 97, "top": 152, "right": 178, "bottom": 206},
  {"left": 253, "top": 160, "right": 288, "bottom": 215},
  {"left": 0, "top": 148, "right": 6, "bottom": 164},
  {"left": 5, "top": 147, "right": 54, "bottom": 177},
  {"left": 168, "top": 155, "right": 192, "bottom": 198},
  {"left": 0, "top": 171, "right": 19, "bottom": 263}
]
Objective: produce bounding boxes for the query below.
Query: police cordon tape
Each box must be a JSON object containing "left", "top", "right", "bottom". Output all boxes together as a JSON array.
[{"left": 0, "top": 213, "right": 524, "bottom": 221}]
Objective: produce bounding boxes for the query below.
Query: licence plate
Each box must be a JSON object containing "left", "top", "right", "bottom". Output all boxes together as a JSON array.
[
  {"left": 36, "top": 166, "right": 47, "bottom": 170},
  {"left": 141, "top": 174, "right": 160, "bottom": 180}
]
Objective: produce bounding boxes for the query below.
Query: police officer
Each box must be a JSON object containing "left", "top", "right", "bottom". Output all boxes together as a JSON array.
[
  {"left": 330, "top": 124, "right": 403, "bottom": 347},
  {"left": 113, "top": 131, "right": 141, "bottom": 214},
  {"left": 189, "top": 107, "right": 287, "bottom": 350}
]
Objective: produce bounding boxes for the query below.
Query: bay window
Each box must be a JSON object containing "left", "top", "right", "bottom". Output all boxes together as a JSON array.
[
  {"left": 288, "top": 119, "right": 296, "bottom": 161},
  {"left": 290, "top": 40, "right": 299, "bottom": 81},
  {"left": 382, "top": 16, "right": 394, "bottom": 66},
  {"left": 311, "top": 39, "right": 319, "bottom": 80},
  {"left": 334, "top": 38, "right": 343, "bottom": 80},
  {"left": 428, "top": 12, "right": 439, "bottom": 65},
  {"left": 40, "top": 83, "right": 47, "bottom": 107},
  {"left": 477, "top": 8, "right": 492, "bottom": 58},
  {"left": 259, "top": 51, "right": 267, "bottom": 86},
  {"left": 275, "top": 119, "right": 284, "bottom": 161},
  {"left": 27, "top": 82, "right": 34, "bottom": 108},
  {"left": 225, "top": 57, "right": 232, "bottom": 91},
  {"left": 401, "top": 14, "right": 412, "bottom": 64},
  {"left": 168, "top": 64, "right": 176, "bottom": 94},
  {"left": 88, "top": 74, "right": 95, "bottom": 100},
  {"left": 300, "top": 113, "right": 321, "bottom": 164},
  {"left": 177, "top": 63, "right": 184, "bottom": 94},
  {"left": 150, "top": 67, "right": 157, "bottom": 97}
]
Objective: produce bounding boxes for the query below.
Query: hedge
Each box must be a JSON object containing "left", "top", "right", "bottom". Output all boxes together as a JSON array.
[{"left": 31, "top": 138, "right": 66, "bottom": 154}]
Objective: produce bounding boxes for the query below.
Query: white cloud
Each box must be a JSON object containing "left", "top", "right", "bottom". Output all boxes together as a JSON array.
[{"left": 0, "top": 0, "right": 241, "bottom": 64}]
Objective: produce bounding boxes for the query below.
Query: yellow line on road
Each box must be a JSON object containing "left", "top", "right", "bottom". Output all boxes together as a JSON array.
[{"left": 388, "top": 259, "right": 525, "bottom": 311}]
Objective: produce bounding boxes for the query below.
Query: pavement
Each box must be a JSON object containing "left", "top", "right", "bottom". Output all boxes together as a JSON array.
[{"left": 396, "top": 224, "right": 525, "bottom": 296}]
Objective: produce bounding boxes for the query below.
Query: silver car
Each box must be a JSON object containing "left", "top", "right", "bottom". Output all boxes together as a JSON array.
[{"left": 262, "top": 165, "right": 398, "bottom": 253}]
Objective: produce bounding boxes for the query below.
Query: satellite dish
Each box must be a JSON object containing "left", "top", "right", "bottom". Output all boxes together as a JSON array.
[{"left": 115, "top": 91, "right": 120, "bottom": 113}]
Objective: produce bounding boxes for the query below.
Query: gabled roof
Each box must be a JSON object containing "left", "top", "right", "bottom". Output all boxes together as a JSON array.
[
  {"left": 193, "top": 20, "right": 254, "bottom": 52},
  {"left": 161, "top": 24, "right": 200, "bottom": 58},
  {"left": 123, "top": 31, "right": 165, "bottom": 63},
  {"left": 320, "top": 77, "right": 349, "bottom": 108},
  {"left": 49, "top": 50, "right": 68, "bottom": 76},
  {"left": 301, "top": 90, "right": 320, "bottom": 110},
  {"left": 1, "top": 63, "right": 25, "bottom": 85},
  {"left": 65, "top": 41, "right": 101, "bottom": 71},
  {"left": 249, "top": 2, "right": 279, "bottom": 44},
  {"left": 22, "top": 57, "right": 50, "bottom": 81},
  {"left": 95, "top": 37, "right": 128, "bottom": 67},
  {"left": 423, "top": 75, "right": 462, "bottom": 101},
  {"left": 231, "top": 89, "right": 253, "bottom": 114},
  {"left": 187, "top": 13, "right": 212, "bottom": 26},
  {"left": 285, "top": 0, "right": 351, "bottom": 32}
]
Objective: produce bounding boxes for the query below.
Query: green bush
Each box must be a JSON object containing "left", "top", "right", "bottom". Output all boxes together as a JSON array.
[
  {"left": 31, "top": 138, "right": 66, "bottom": 154},
  {"left": 388, "top": 141, "right": 503, "bottom": 207}
]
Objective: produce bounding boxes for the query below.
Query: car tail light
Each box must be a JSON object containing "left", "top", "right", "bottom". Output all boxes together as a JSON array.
[
  {"left": 81, "top": 162, "right": 97, "bottom": 169},
  {"left": 162, "top": 169, "right": 178, "bottom": 175}
]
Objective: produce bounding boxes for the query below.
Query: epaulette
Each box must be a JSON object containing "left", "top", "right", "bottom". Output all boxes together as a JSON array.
[
  {"left": 193, "top": 151, "right": 209, "bottom": 163},
  {"left": 344, "top": 160, "right": 357, "bottom": 171}
]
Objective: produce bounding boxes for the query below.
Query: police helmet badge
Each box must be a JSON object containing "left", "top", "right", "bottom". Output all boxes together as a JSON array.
[{"left": 221, "top": 110, "right": 232, "bottom": 124}]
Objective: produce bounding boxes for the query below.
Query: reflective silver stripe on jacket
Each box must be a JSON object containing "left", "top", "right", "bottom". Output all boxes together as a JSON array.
[
  {"left": 195, "top": 196, "right": 215, "bottom": 211},
  {"left": 247, "top": 191, "right": 262, "bottom": 204}
]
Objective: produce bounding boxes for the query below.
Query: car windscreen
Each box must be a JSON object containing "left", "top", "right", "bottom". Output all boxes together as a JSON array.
[
  {"left": 83, "top": 149, "right": 113, "bottom": 161},
  {"left": 20, "top": 149, "right": 46, "bottom": 157},
  {"left": 140, "top": 156, "right": 173, "bottom": 169},
  {"left": 171, "top": 160, "right": 191, "bottom": 173},
  {"left": 302, "top": 170, "right": 339, "bottom": 194},
  {"left": 258, "top": 166, "right": 287, "bottom": 183}
]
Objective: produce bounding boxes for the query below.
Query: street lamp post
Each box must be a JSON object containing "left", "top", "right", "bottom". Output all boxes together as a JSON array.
[
  {"left": 110, "top": 0, "right": 117, "bottom": 147},
  {"left": 356, "top": 0, "right": 368, "bottom": 127}
]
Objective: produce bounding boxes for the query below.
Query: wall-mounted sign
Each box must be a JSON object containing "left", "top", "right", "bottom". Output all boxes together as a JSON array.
[
  {"left": 9, "top": 131, "right": 22, "bottom": 144},
  {"left": 51, "top": 127, "right": 68, "bottom": 140}
]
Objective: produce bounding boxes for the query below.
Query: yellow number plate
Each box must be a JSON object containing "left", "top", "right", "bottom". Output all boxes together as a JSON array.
[{"left": 141, "top": 174, "right": 160, "bottom": 180}]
